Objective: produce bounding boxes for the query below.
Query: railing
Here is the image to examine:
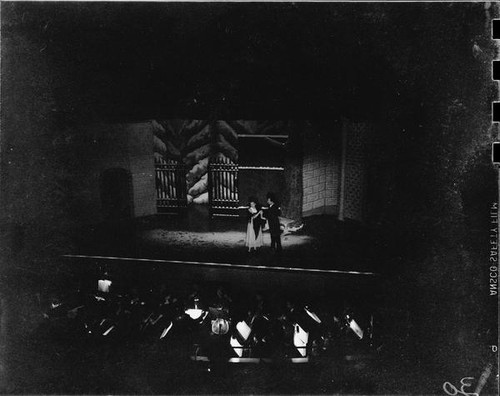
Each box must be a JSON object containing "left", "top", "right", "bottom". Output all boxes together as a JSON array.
[
  {"left": 155, "top": 157, "right": 187, "bottom": 213},
  {"left": 208, "top": 156, "right": 240, "bottom": 217}
]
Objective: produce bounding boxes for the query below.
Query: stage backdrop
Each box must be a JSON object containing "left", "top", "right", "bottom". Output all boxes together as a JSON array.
[
  {"left": 152, "top": 120, "right": 288, "bottom": 209},
  {"left": 152, "top": 119, "right": 371, "bottom": 222}
]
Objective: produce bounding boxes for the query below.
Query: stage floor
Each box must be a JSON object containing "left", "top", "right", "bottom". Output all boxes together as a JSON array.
[{"left": 76, "top": 209, "right": 389, "bottom": 274}]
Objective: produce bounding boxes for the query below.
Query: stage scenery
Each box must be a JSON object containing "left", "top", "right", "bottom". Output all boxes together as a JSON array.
[{"left": 0, "top": 2, "right": 498, "bottom": 395}]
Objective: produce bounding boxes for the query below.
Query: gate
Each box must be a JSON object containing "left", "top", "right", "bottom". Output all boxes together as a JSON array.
[
  {"left": 208, "top": 156, "right": 239, "bottom": 217},
  {"left": 155, "top": 157, "right": 187, "bottom": 213}
]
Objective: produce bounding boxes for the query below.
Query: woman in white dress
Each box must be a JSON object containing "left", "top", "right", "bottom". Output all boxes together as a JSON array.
[{"left": 245, "top": 198, "right": 265, "bottom": 252}]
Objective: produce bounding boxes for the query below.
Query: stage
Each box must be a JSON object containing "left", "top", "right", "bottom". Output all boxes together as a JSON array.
[{"left": 75, "top": 205, "right": 388, "bottom": 275}]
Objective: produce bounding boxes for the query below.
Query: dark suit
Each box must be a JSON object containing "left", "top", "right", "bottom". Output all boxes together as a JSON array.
[{"left": 265, "top": 204, "right": 282, "bottom": 252}]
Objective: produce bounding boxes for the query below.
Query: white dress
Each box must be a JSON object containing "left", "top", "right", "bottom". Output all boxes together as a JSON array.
[{"left": 245, "top": 207, "right": 264, "bottom": 250}]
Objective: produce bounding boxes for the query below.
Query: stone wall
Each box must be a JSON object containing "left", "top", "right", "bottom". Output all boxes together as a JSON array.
[
  {"left": 79, "top": 122, "right": 156, "bottom": 222},
  {"left": 126, "top": 124, "right": 157, "bottom": 217},
  {"left": 301, "top": 122, "right": 342, "bottom": 217},
  {"left": 338, "top": 120, "right": 370, "bottom": 222}
]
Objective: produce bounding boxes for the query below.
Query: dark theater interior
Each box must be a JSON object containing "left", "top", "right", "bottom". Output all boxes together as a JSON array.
[{"left": 0, "top": 2, "right": 498, "bottom": 394}]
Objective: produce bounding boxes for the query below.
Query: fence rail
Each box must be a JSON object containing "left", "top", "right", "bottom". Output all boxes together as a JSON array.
[
  {"left": 155, "top": 156, "right": 286, "bottom": 217},
  {"left": 209, "top": 157, "right": 239, "bottom": 217},
  {"left": 155, "top": 157, "right": 187, "bottom": 213}
]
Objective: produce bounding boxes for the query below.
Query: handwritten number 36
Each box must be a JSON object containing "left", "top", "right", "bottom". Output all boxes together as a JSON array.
[{"left": 443, "top": 377, "right": 478, "bottom": 396}]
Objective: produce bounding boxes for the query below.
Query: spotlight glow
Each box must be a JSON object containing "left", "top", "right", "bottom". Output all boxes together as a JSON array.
[{"left": 143, "top": 229, "right": 314, "bottom": 248}]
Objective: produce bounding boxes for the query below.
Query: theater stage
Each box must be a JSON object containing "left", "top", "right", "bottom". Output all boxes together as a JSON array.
[{"left": 76, "top": 205, "right": 388, "bottom": 275}]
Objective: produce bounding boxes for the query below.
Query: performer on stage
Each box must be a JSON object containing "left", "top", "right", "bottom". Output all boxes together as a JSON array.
[
  {"left": 245, "top": 197, "right": 265, "bottom": 252},
  {"left": 263, "top": 192, "right": 282, "bottom": 254}
]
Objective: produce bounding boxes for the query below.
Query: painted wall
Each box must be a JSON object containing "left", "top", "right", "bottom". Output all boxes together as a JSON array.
[
  {"left": 338, "top": 121, "right": 371, "bottom": 222},
  {"left": 301, "top": 122, "right": 342, "bottom": 218},
  {"left": 81, "top": 123, "right": 157, "bottom": 222},
  {"left": 153, "top": 120, "right": 288, "bottom": 206}
]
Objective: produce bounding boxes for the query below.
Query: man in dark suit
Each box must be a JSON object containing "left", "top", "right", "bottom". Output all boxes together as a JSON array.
[{"left": 264, "top": 193, "right": 282, "bottom": 253}]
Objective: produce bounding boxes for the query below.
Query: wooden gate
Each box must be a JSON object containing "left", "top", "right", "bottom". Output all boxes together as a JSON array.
[
  {"left": 155, "top": 157, "right": 187, "bottom": 213},
  {"left": 208, "top": 156, "right": 239, "bottom": 217}
]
